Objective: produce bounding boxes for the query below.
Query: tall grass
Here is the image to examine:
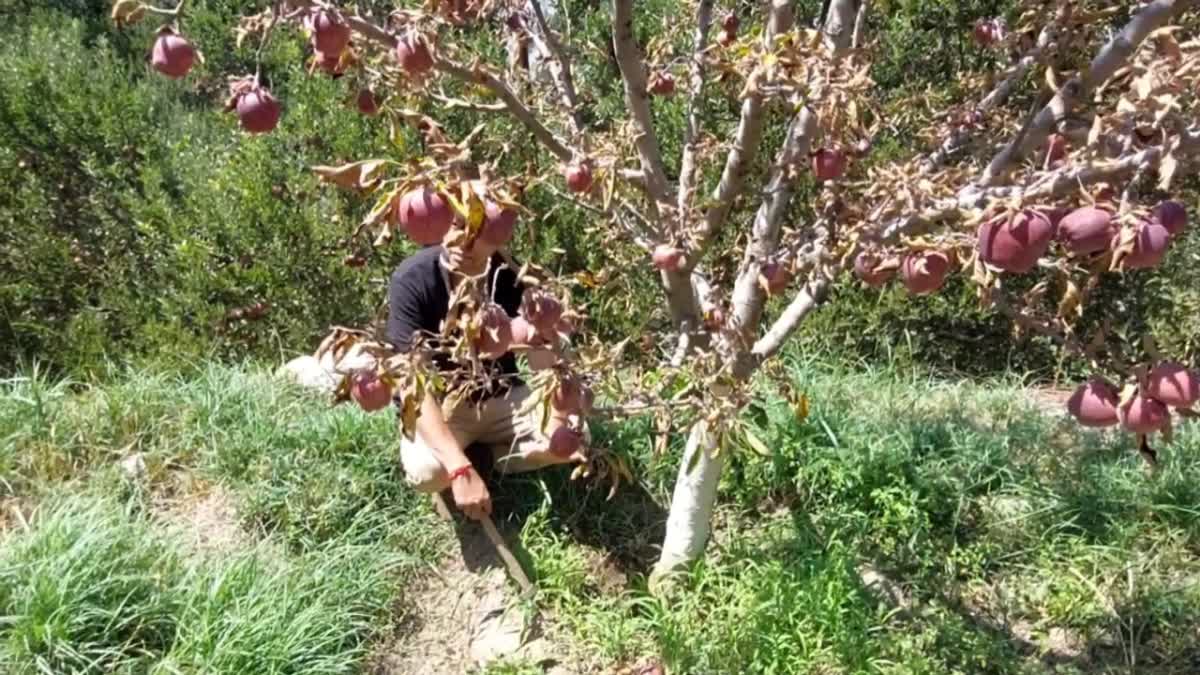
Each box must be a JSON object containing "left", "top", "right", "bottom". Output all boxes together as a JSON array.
[{"left": 0, "top": 494, "right": 407, "bottom": 674}]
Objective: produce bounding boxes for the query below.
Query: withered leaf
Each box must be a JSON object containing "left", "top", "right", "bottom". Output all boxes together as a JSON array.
[{"left": 312, "top": 160, "right": 387, "bottom": 191}]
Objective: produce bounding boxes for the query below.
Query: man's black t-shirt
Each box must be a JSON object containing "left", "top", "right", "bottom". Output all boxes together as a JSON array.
[{"left": 386, "top": 245, "right": 525, "bottom": 400}]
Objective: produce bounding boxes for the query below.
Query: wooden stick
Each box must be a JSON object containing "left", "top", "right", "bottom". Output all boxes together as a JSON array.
[{"left": 480, "top": 516, "right": 535, "bottom": 595}]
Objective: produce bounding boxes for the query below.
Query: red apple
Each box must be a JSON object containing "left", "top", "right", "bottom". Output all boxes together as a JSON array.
[
  {"left": 552, "top": 375, "right": 585, "bottom": 413},
  {"left": 811, "top": 148, "right": 847, "bottom": 181},
  {"left": 976, "top": 209, "right": 1054, "bottom": 274},
  {"left": 480, "top": 201, "right": 518, "bottom": 246},
  {"left": 1119, "top": 393, "right": 1169, "bottom": 434},
  {"left": 1066, "top": 378, "right": 1120, "bottom": 427},
  {"left": 760, "top": 260, "right": 792, "bottom": 295},
  {"left": 548, "top": 426, "right": 583, "bottom": 457},
  {"left": 520, "top": 289, "right": 564, "bottom": 336},
  {"left": 565, "top": 162, "right": 593, "bottom": 193},
  {"left": 1151, "top": 200, "right": 1187, "bottom": 237},
  {"left": 476, "top": 303, "right": 513, "bottom": 359},
  {"left": 1145, "top": 361, "right": 1200, "bottom": 409},
  {"left": 511, "top": 316, "right": 534, "bottom": 346},
  {"left": 1121, "top": 220, "right": 1171, "bottom": 269},
  {"left": 396, "top": 32, "right": 433, "bottom": 76},
  {"left": 1058, "top": 206, "right": 1115, "bottom": 256},
  {"left": 310, "top": 9, "right": 351, "bottom": 56},
  {"left": 1045, "top": 133, "right": 1068, "bottom": 164},
  {"left": 395, "top": 187, "right": 454, "bottom": 245},
  {"left": 356, "top": 88, "right": 379, "bottom": 115},
  {"left": 901, "top": 250, "right": 951, "bottom": 295},
  {"left": 151, "top": 28, "right": 196, "bottom": 79},
  {"left": 854, "top": 251, "right": 895, "bottom": 288},
  {"left": 652, "top": 245, "right": 685, "bottom": 271},
  {"left": 649, "top": 72, "right": 676, "bottom": 96},
  {"left": 350, "top": 370, "right": 392, "bottom": 412},
  {"left": 235, "top": 87, "right": 281, "bottom": 134}
]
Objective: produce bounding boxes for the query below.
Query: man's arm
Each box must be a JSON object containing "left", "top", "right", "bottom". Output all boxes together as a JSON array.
[
  {"left": 389, "top": 262, "right": 493, "bottom": 519},
  {"left": 415, "top": 391, "right": 493, "bottom": 520},
  {"left": 415, "top": 391, "right": 469, "bottom": 471}
]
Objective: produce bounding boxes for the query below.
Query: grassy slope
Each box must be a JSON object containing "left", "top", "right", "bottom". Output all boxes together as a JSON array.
[{"left": 2, "top": 360, "right": 1199, "bottom": 674}]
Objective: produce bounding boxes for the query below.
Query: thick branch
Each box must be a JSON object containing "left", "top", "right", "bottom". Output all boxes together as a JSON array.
[
  {"left": 433, "top": 57, "right": 576, "bottom": 162},
  {"left": 985, "top": 288, "right": 1124, "bottom": 376},
  {"left": 613, "top": 0, "right": 672, "bottom": 205},
  {"left": 851, "top": 0, "right": 869, "bottom": 49},
  {"left": 336, "top": 12, "right": 577, "bottom": 163},
  {"left": 984, "top": 127, "right": 1200, "bottom": 201},
  {"left": 728, "top": 109, "right": 818, "bottom": 342},
  {"left": 677, "top": 0, "right": 716, "bottom": 219},
  {"left": 822, "top": 0, "right": 859, "bottom": 53},
  {"left": 687, "top": 0, "right": 796, "bottom": 260},
  {"left": 978, "top": 0, "right": 1198, "bottom": 186},
  {"left": 884, "top": 129, "right": 1200, "bottom": 242},
  {"left": 741, "top": 274, "right": 833, "bottom": 373},
  {"left": 725, "top": 0, "right": 853, "bottom": 342}
]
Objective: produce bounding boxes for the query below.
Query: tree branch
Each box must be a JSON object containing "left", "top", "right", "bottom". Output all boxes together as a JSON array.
[
  {"left": 613, "top": 0, "right": 673, "bottom": 205},
  {"left": 851, "top": 0, "right": 869, "bottom": 49},
  {"left": 978, "top": 0, "right": 1198, "bottom": 186},
  {"left": 822, "top": 0, "right": 859, "bottom": 53},
  {"left": 433, "top": 56, "right": 576, "bottom": 162},
  {"left": 727, "top": 108, "right": 818, "bottom": 341},
  {"left": 528, "top": 0, "right": 586, "bottom": 135},
  {"left": 333, "top": 12, "right": 578, "bottom": 164},
  {"left": 677, "top": 0, "right": 715, "bottom": 220},
  {"left": 724, "top": 0, "right": 853, "bottom": 343},
  {"left": 686, "top": 0, "right": 796, "bottom": 261},
  {"left": 883, "top": 128, "right": 1200, "bottom": 243},
  {"left": 747, "top": 273, "right": 833, "bottom": 366},
  {"left": 922, "top": 19, "right": 1060, "bottom": 172}
]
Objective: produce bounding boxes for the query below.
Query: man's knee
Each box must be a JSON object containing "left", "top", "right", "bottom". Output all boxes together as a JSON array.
[{"left": 400, "top": 439, "right": 449, "bottom": 493}]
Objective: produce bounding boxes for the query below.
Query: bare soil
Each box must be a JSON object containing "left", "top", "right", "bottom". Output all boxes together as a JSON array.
[{"left": 370, "top": 503, "right": 600, "bottom": 675}]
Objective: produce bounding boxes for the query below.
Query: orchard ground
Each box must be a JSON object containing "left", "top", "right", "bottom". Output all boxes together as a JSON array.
[{"left": 4, "top": 355, "right": 1200, "bottom": 674}]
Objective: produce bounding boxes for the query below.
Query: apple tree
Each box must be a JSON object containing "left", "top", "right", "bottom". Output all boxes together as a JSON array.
[{"left": 111, "top": 0, "right": 1200, "bottom": 584}]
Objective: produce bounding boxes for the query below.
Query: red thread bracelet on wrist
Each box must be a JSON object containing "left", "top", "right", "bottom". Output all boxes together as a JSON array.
[{"left": 448, "top": 464, "right": 474, "bottom": 482}]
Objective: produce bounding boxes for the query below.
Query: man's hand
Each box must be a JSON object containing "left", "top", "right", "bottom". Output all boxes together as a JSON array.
[{"left": 450, "top": 466, "right": 492, "bottom": 520}]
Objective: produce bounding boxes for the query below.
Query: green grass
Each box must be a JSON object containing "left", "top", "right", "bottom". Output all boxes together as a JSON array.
[{"left": 3, "top": 359, "right": 1200, "bottom": 674}]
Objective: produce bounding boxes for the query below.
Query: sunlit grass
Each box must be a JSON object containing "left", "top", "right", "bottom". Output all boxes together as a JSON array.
[{"left": 3, "top": 358, "right": 1200, "bottom": 673}]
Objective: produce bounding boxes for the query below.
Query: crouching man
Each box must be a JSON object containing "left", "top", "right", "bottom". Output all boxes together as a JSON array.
[{"left": 386, "top": 227, "right": 585, "bottom": 521}]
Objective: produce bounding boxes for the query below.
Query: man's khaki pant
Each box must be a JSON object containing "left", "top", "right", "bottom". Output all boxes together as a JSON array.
[{"left": 399, "top": 385, "right": 552, "bottom": 492}]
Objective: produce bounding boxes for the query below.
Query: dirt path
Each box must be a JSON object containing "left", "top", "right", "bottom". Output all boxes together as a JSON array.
[{"left": 370, "top": 509, "right": 593, "bottom": 675}]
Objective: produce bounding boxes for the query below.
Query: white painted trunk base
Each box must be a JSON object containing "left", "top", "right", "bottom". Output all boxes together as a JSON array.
[{"left": 651, "top": 421, "right": 726, "bottom": 581}]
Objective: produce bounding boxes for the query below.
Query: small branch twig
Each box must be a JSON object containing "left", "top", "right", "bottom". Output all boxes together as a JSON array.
[
  {"left": 687, "top": 0, "right": 796, "bottom": 263},
  {"left": 676, "top": 0, "right": 715, "bottom": 222},
  {"left": 143, "top": 0, "right": 187, "bottom": 17},
  {"left": 253, "top": 3, "right": 280, "bottom": 82},
  {"left": 922, "top": 20, "right": 1061, "bottom": 172},
  {"left": 528, "top": 0, "right": 586, "bottom": 135},
  {"left": 429, "top": 92, "right": 508, "bottom": 113}
]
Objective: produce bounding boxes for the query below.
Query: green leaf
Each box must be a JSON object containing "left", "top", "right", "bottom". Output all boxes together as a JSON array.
[{"left": 741, "top": 426, "right": 772, "bottom": 457}]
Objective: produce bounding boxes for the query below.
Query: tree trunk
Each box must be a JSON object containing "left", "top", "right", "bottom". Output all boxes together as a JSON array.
[
  {"left": 647, "top": 0, "right": 860, "bottom": 589},
  {"left": 650, "top": 420, "right": 724, "bottom": 585}
]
